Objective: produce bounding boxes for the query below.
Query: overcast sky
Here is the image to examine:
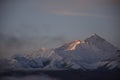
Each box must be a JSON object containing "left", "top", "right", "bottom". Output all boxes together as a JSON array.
[{"left": 0, "top": 0, "right": 120, "bottom": 57}]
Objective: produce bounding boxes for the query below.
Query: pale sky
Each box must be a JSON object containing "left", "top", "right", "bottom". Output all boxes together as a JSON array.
[{"left": 0, "top": 0, "right": 120, "bottom": 57}]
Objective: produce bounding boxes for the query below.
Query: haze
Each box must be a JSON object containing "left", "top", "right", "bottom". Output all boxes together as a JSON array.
[{"left": 0, "top": 0, "right": 120, "bottom": 58}]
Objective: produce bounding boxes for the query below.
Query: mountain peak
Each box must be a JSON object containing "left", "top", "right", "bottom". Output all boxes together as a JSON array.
[
  {"left": 56, "top": 34, "right": 117, "bottom": 52},
  {"left": 84, "top": 34, "right": 105, "bottom": 43},
  {"left": 92, "top": 33, "right": 104, "bottom": 39},
  {"left": 57, "top": 34, "right": 106, "bottom": 51},
  {"left": 89, "top": 33, "right": 104, "bottom": 40}
]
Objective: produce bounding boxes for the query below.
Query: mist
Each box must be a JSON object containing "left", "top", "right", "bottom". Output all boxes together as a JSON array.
[
  {"left": 0, "top": 0, "right": 120, "bottom": 58},
  {"left": 0, "top": 30, "right": 69, "bottom": 58}
]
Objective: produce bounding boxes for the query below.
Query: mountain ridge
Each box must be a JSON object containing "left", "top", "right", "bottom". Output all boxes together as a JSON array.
[{"left": 0, "top": 34, "right": 120, "bottom": 71}]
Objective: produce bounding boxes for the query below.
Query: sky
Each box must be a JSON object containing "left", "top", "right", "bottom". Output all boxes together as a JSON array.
[{"left": 0, "top": 0, "right": 120, "bottom": 58}]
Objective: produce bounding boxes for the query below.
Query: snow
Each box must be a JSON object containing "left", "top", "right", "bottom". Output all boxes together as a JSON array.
[
  {"left": 65, "top": 40, "right": 81, "bottom": 51},
  {"left": 0, "top": 34, "right": 120, "bottom": 70},
  {"left": 54, "top": 34, "right": 120, "bottom": 70}
]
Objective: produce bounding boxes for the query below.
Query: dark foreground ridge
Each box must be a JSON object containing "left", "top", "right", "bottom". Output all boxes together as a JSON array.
[{"left": 0, "top": 69, "right": 120, "bottom": 80}]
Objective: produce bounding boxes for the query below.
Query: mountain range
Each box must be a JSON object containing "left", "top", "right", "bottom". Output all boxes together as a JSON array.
[{"left": 0, "top": 34, "right": 120, "bottom": 71}]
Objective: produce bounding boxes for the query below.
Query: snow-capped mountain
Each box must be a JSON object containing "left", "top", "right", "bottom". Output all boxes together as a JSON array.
[
  {"left": 55, "top": 34, "right": 119, "bottom": 69},
  {"left": 0, "top": 34, "right": 120, "bottom": 71}
]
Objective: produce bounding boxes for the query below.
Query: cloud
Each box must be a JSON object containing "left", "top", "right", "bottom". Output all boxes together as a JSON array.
[
  {"left": 40, "top": 0, "right": 116, "bottom": 19},
  {"left": 0, "top": 31, "right": 69, "bottom": 58},
  {"left": 51, "top": 10, "right": 113, "bottom": 18}
]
